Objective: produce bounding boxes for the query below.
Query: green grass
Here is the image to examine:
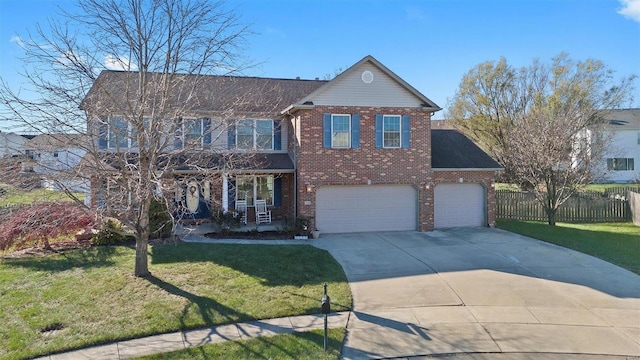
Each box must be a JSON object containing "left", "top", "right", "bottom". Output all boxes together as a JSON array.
[
  {"left": 0, "top": 183, "right": 84, "bottom": 206},
  {"left": 136, "top": 328, "right": 345, "bottom": 360},
  {"left": 0, "top": 243, "right": 351, "bottom": 360},
  {"left": 583, "top": 183, "right": 640, "bottom": 193},
  {"left": 497, "top": 220, "right": 640, "bottom": 275}
]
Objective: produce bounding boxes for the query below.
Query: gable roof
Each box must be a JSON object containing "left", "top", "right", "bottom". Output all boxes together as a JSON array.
[
  {"left": 431, "top": 130, "right": 502, "bottom": 170},
  {"left": 601, "top": 108, "right": 640, "bottom": 130},
  {"left": 81, "top": 71, "right": 327, "bottom": 115},
  {"left": 282, "top": 55, "right": 441, "bottom": 113}
]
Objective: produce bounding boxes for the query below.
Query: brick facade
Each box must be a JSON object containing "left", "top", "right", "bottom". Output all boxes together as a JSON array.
[{"left": 293, "top": 106, "right": 434, "bottom": 231}]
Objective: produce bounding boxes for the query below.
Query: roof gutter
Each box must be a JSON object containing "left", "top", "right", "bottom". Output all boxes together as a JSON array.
[
  {"left": 280, "top": 104, "right": 315, "bottom": 115},
  {"left": 173, "top": 169, "right": 296, "bottom": 175}
]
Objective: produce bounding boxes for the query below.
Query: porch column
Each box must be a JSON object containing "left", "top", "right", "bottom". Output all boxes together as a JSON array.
[{"left": 222, "top": 175, "right": 229, "bottom": 212}]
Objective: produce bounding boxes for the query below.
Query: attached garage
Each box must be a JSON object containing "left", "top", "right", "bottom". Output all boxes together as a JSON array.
[
  {"left": 434, "top": 183, "right": 486, "bottom": 228},
  {"left": 316, "top": 185, "right": 418, "bottom": 233}
]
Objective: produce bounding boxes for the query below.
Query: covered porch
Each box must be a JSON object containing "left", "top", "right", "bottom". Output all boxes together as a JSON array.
[{"left": 174, "top": 220, "right": 286, "bottom": 236}]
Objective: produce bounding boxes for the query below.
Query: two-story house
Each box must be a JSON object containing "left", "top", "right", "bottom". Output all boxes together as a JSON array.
[
  {"left": 599, "top": 109, "right": 639, "bottom": 183},
  {"left": 83, "top": 55, "right": 501, "bottom": 232}
]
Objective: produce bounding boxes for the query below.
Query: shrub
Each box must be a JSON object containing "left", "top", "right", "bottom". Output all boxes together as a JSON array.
[
  {"left": 211, "top": 208, "right": 243, "bottom": 232},
  {"left": 0, "top": 202, "right": 95, "bottom": 251},
  {"left": 90, "top": 219, "right": 133, "bottom": 246},
  {"left": 149, "top": 198, "right": 173, "bottom": 239}
]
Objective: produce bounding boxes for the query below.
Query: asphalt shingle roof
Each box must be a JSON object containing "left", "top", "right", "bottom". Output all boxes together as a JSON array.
[
  {"left": 81, "top": 71, "right": 328, "bottom": 114},
  {"left": 431, "top": 130, "right": 502, "bottom": 169}
]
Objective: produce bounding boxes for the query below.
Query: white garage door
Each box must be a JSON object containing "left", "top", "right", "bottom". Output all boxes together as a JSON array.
[
  {"left": 434, "top": 183, "right": 485, "bottom": 228},
  {"left": 316, "top": 185, "right": 417, "bottom": 233}
]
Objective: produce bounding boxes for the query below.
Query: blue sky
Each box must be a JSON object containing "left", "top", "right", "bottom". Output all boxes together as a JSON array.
[{"left": 0, "top": 0, "right": 639, "bottom": 131}]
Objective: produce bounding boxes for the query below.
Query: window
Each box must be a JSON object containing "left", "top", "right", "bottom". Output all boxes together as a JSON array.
[
  {"left": 375, "top": 114, "right": 410, "bottom": 149},
  {"left": 637, "top": 132, "right": 640, "bottom": 145},
  {"left": 184, "top": 118, "right": 203, "bottom": 147},
  {"left": 607, "top": 158, "right": 635, "bottom": 171},
  {"left": 236, "top": 119, "right": 273, "bottom": 150},
  {"left": 383, "top": 115, "right": 401, "bottom": 148},
  {"left": 235, "top": 175, "right": 274, "bottom": 206},
  {"left": 331, "top": 115, "right": 351, "bottom": 148},
  {"left": 52, "top": 151, "right": 59, "bottom": 158},
  {"left": 108, "top": 116, "right": 130, "bottom": 148}
]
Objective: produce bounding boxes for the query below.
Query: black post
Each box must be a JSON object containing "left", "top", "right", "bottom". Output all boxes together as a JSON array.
[{"left": 322, "top": 282, "right": 330, "bottom": 351}]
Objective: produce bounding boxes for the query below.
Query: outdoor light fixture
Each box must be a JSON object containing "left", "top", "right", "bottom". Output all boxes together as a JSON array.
[
  {"left": 424, "top": 181, "right": 431, "bottom": 190},
  {"left": 490, "top": 180, "right": 495, "bottom": 188},
  {"left": 306, "top": 184, "right": 313, "bottom": 192}
]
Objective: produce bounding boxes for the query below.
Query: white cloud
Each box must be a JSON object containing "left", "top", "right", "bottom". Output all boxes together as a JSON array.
[
  {"left": 104, "top": 55, "right": 138, "bottom": 71},
  {"left": 10, "top": 35, "right": 25, "bottom": 48},
  {"left": 618, "top": 0, "right": 640, "bottom": 22}
]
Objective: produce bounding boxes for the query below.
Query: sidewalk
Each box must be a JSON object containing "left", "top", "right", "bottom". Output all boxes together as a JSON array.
[{"left": 37, "top": 312, "right": 349, "bottom": 360}]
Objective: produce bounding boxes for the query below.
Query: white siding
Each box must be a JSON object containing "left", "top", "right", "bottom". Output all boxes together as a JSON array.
[
  {"left": 316, "top": 185, "right": 417, "bottom": 233},
  {"left": 311, "top": 63, "right": 425, "bottom": 108},
  {"left": 0, "top": 133, "right": 27, "bottom": 157},
  {"left": 434, "top": 183, "right": 485, "bottom": 228},
  {"left": 602, "top": 129, "right": 640, "bottom": 183}
]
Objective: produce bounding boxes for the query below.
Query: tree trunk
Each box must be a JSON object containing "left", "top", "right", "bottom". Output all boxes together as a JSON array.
[
  {"left": 546, "top": 208, "right": 557, "bottom": 226},
  {"left": 134, "top": 236, "right": 149, "bottom": 277},
  {"left": 134, "top": 195, "right": 152, "bottom": 277}
]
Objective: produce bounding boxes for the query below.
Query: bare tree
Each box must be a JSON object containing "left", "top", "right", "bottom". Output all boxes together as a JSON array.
[
  {"left": 449, "top": 53, "right": 636, "bottom": 225},
  {"left": 0, "top": 0, "right": 255, "bottom": 276}
]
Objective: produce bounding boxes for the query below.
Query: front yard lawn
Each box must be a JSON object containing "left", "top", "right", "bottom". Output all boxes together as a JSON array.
[
  {"left": 136, "top": 328, "right": 345, "bottom": 360},
  {"left": 0, "top": 183, "right": 84, "bottom": 206},
  {"left": 497, "top": 220, "right": 640, "bottom": 275},
  {"left": 0, "top": 243, "right": 351, "bottom": 360}
]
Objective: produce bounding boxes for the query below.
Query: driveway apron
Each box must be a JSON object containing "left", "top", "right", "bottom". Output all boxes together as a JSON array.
[{"left": 312, "top": 228, "right": 640, "bottom": 359}]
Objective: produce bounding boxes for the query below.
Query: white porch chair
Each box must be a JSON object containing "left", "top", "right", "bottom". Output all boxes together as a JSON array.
[
  {"left": 235, "top": 200, "right": 248, "bottom": 224},
  {"left": 255, "top": 199, "right": 271, "bottom": 224}
]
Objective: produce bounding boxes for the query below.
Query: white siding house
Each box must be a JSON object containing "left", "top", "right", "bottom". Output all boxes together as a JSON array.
[
  {"left": 0, "top": 132, "right": 29, "bottom": 158},
  {"left": 600, "top": 109, "right": 639, "bottom": 183}
]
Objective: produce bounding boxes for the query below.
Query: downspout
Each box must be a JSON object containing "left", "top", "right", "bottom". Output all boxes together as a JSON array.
[{"left": 284, "top": 111, "right": 298, "bottom": 222}]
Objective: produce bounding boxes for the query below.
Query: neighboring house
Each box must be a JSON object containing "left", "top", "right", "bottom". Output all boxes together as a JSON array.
[
  {"left": 23, "top": 134, "right": 89, "bottom": 192},
  {"left": 23, "top": 134, "right": 88, "bottom": 174},
  {"left": 0, "top": 131, "right": 30, "bottom": 158},
  {"left": 82, "top": 55, "right": 502, "bottom": 232},
  {"left": 599, "top": 109, "right": 639, "bottom": 183}
]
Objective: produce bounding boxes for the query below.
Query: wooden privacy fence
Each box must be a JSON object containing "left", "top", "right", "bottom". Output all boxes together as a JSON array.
[
  {"left": 630, "top": 191, "right": 640, "bottom": 226},
  {"left": 497, "top": 189, "right": 632, "bottom": 223}
]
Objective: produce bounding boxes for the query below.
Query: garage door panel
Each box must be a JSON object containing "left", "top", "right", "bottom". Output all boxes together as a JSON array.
[
  {"left": 434, "top": 183, "right": 485, "bottom": 228},
  {"left": 316, "top": 185, "right": 417, "bottom": 233}
]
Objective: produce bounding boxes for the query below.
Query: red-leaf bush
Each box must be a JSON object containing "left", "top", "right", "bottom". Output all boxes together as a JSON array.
[{"left": 0, "top": 202, "right": 96, "bottom": 251}]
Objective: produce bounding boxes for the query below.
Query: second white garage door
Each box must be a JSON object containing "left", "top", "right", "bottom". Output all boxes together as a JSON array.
[
  {"left": 316, "top": 185, "right": 417, "bottom": 233},
  {"left": 434, "top": 183, "right": 486, "bottom": 228}
]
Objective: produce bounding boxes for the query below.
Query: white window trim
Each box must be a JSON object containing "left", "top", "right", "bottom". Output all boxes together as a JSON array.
[
  {"left": 331, "top": 114, "right": 351, "bottom": 149},
  {"left": 236, "top": 119, "right": 274, "bottom": 150},
  {"left": 382, "top": 114, "right": 402, "bottom": 149},
  {"left": 235, "top": 175, "right": 274, "bottom": 207},
  {"left": 183, "top": 117, "right": 205, "bottom": 148}
]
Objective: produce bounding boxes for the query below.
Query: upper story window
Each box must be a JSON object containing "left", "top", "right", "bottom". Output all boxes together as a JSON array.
[
  {"left": 183, "top": 118, "right": 204, "bottom": 148},
  {"left": 108, "top": 116, "right": 130, "bottom": 149},
  {"left": 236, "top": 119, "right": 274, "bottom": 150},
  {"left": 607, "top": 158, "right": 635, "bottom": 171},
  {"left": 383, "top": 115, "right": 401, "bottom": 148},
  {"left": 331, "top": 115, "right": 351, "bottom": 148},
  {"left": 322, "top": 113, "right": 360, "bottom": 149},
  {"left": 375, "top": 114, "right": 410, "bottom": 149}
]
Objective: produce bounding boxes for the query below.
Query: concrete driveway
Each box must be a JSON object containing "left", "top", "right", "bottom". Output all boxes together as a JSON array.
[{"left": 312, "top": 227, "right": 640, "bottom": 359}]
